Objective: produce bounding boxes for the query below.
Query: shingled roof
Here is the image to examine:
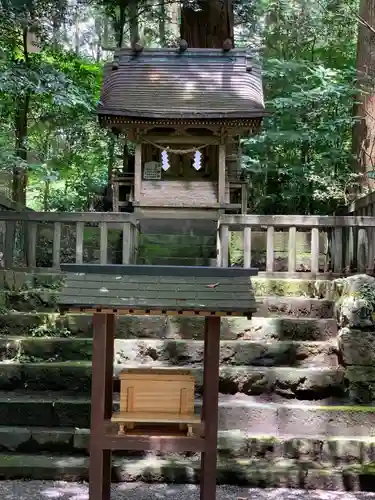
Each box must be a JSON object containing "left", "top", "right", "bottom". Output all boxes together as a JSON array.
[
  {"left": 58, "top": 264, "right": 258, "bottom": 317},
  {"left": 97, "top": 48, "right": 265, "bottom": 123}
]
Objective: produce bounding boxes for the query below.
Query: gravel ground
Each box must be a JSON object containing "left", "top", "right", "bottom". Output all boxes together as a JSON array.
[{"left": 1, "top": 482, "right": 375, "bottom": 500}]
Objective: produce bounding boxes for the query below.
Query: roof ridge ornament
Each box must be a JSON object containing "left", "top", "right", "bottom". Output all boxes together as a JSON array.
[
  {"left": 223, "top": 38, "right": 233, "bottom": 52},
  {"left": 132, "top": 41, "right": 144, "bottom": 54},
  {"left": 179, "top": 39, "right": 188, "bottom": 53}
]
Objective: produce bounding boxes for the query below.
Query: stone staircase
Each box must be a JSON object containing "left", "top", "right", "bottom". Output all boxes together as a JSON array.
[
  {"left": 0, "top": 272, "right": 374, "bottom": 490},
  {"left": 137, "top": 217, "right": 217, "bottom": 266}
]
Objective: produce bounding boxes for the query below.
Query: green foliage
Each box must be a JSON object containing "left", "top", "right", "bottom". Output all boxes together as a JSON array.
[
  {"left": 0, "top": 0, "right": 366, "bottom": 213},
  {"left": 240, "top": 0, "right": 361, "bottom": 214},
  {"left": 243, "top": 60, "right": 358, "bottom": 214}
]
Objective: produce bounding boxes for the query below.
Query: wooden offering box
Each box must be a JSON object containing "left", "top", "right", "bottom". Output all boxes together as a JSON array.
[{"left": 111, "top": 368, "right": 201, "bottom": 436}]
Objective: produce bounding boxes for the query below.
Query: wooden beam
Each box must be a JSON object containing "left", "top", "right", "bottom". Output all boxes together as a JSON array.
[
  {"left": 142, "top": 136, "right": 220, "bottom": 145},
  {"left": 219, "top": 214, "right": 375, "bottom": 229},
  {"left": 218, "top": 144, "right": 226, "bottom": 205},
  {"left": 200, "top": 316, "right": 221, "bottom": 500},
  {"left": 241, "top": 184, "right": 247, "bottom": 214},
  {"left": 0, "top": 212, "right": 137, "bottom": 223},
  {"left": 89, "top": 313, "right": 115, "bottom": 500},
  {"left": 134, "top": 143, "right": 142, "bottom": 204},
  {"left": 112, "top": 181, "right": 119, "bottom": 212}
]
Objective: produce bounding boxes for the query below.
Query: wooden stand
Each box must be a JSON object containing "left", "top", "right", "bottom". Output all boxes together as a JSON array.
[
  {"left": 89, "top": 312, "right": 221, "bottom": 500},
  {"left": 58, "top": 262, "right": 258, "bottom": 500}
]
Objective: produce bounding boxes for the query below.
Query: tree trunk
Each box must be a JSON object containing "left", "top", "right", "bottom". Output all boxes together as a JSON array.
[
  {"left": 168, "top": 0, "right": 180, "bottom": 39},
  {"left": 159, "top": 0, "right": 166, "bottom": 46},
  {"left": 354, "top": 0, "right": 375, "bottom": 192},
  {"left": 95, "top": 16, "right": 103, "bottom": 62},
  {"left": 13, "top": 27, "right": 31, "bottom": 205},
  {"left": 180, "top": 0, "right": 234, "bottom": 48},
  {"left": 180, "top": 0, "right": 236, "bottom": 212},
  {"left": 13, "top": 93, "right": 30, "bottom": 205},
  {"left": 74, "top": 3, "right": 80, "bottom": 55},
  {"left": 115, "top": 3, "right": 126, "bottom": 48},
  {"left": 129, "top": 0, "right": 140, "bottom": 46}
]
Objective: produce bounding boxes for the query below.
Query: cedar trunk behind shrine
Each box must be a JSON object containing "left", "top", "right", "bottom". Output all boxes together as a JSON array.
[{"left": 180, "top": 0, "right": 234, "bottom": 49}]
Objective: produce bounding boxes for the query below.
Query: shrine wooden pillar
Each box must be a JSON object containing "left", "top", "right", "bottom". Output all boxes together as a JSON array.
[
  {"left": 134, "top": 142, "right": 142, "bottom": 204},
  {"left": 89, "top": 312, "right": 116, "bottom": 500},
  {"left": 200, "top": 315, "right": 221, "bottom": 500},
  {"left": 218, "top": 143, "right": 226, "bottom": 205}
]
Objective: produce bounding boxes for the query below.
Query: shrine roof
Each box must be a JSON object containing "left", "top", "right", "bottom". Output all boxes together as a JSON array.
[
  {"left": 97, "top": 48, "right": 265, "bottom": 123},
  {"left": 58, "top": 264, "right": 258, "bottom": 317}
]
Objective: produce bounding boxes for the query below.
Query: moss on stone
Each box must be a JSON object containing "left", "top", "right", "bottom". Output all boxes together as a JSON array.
[
  {"left": 312, "top": 405, "right": 375, "bottom": 412},
  {"left": 33, "top": 273, "right": 65, "bottom": 290},
  {"left": 1, "top": 271, "right": 33, "bottom": 291},
  {"left": 252, "top": 278, "right": 334, "bottom": 298},
  {"left": 4, "top": 289, "right": 60, "bottom": 312},
  {"left": 138, "top": 233, "right": 215, "bottom": 265},
  {"left": 0, "top": 313, "right": 47, "bottom": 335}
]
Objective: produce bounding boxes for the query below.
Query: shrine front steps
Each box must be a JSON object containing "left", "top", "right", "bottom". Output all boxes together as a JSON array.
[
  {"left": 0, "top": 310, "right": 337, "bottom": 341},
  {"left": 4, "top": 425, "right": 375, "bottom": 462},
  {"left": 0, "top": 362, "right": 344, "bottom": 398},
  {"left": 1, "top": 452, "right": 375, "bottom": 490},
  {"left": 0, "top": 337, "right": 339, "bottom": 367},
  {"left": 0, "top": 391, "right": 374, "bottom": 436},
  {"left": 1, "top": 416, "right": 375, "bottom": 489}
]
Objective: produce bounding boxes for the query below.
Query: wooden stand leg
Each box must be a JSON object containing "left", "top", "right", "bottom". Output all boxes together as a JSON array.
[
  {"left": 89, "top": 313, "right": 116, "bottom": 500},
  {"left": 200, "top": 316, "right": 220, "bottom": 500},
  {"left": 200, "top": 320, "right": 209, "bottom": 423},
  {"left": 89, "top": 449, "right": 111, "bottom": 499}
]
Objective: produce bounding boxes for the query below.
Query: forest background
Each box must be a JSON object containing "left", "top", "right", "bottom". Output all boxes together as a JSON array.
[{"left": 0, "top": 0, "right": 373, "bottom": 216}]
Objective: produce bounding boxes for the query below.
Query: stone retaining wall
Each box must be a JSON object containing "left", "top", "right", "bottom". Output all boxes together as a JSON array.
[{"left": 335, "top": 275, "right": 375, "bottom": 404}]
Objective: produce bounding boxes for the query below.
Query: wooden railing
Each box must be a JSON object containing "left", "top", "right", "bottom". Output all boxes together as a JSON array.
[
  {"left": 0, "top": 212, "right": 138, "bottom": 269},
  {"left": 3, "top": 210, "right": 375, "bottom": 276},
  {"left": 217, "top": 215, "right": 375, "bottom": 275},
  {"left": 337, "top": 191, "right": 375, "bottom": 217}
]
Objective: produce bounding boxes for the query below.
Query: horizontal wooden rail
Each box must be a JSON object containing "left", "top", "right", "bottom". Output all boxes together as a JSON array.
[
  {"left": 2, "top": 210, "right": 375, "bottom": 275},
  {"left": 337, "top": 191, "right": 375, "bottom": 216},
  {"left": 219, "top": 214, "right": 375, "bottom": 228},
  {"left": 0, "top": 212, "right": 137, "bottom": 223},
  {"left": 0, "top": 212, "right": 138, "bottom": 269},
  {"left": 217, "top": 214, "right": 375, "bottom": 275}
]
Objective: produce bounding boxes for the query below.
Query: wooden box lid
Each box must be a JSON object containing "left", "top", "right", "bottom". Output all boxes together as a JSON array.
[{"left": 119, "top": 368, "right": 195, "bottom": 381}]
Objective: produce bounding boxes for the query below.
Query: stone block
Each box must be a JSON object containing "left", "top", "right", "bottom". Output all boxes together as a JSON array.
[
  {"left": 339, "top": 328, "right": 375, "bottom": 365},
  {"left": 0, "top": 426, "right": 31, "bottom": 451},
  {"left": 345, "top": 366, "right": 375, "bottom": 403}
]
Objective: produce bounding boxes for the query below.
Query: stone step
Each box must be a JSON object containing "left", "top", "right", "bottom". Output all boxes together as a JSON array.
[
  {"left": 0, "top": 392, "right": 373, "bottom": 436},
  {"left": 3, "top": 337, "right": 338, "bottom": 368},
  {"left": 139, "top": 218, "right": 217, "bottom": 235},
  {"left": 0, "top": 452, "right": 373, "bottom": 489},
  {"left": 252, "top": 278, "right": 335, "bottom": 299},
  {"left": 1, "top": 426, "right": 375, "bottom": 465},
  {"left": 0, "top": 362, "right": 344, "bottom": 398},
  {"left": 0, "top": 313, "right": 337, "bottom": 340},
  {"left": 232, "top": 317, "right": 337, "bottom": 341},
  {"left": 143, "top": 257, "right": 212, "bottom": 266},
  {"left": 256, "top": 297, "right": 334, "bottom": 318}
]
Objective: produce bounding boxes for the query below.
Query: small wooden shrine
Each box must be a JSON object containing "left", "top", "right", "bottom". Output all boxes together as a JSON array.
[
  {"left": 97, "top": 41, "right": 265, "bottom": 216},
  {"left": 113, "top": 368, "right": 199, "bottom": 436},
  {"left": 58, "top": 263, "right": 258, "bottom": 500}
]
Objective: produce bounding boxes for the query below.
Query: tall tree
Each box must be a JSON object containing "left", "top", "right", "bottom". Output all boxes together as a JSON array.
[
  {"left": 354, "top": 0, "right": 375, "bottom": 192},
  {"left": 0, "top": 0, "right": 72, "bottom": 204},
  {"left": 180, "top": 0, "right": 234, "bottom": 48}
]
